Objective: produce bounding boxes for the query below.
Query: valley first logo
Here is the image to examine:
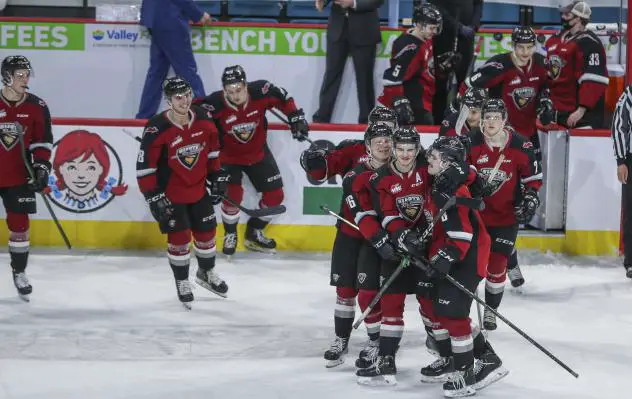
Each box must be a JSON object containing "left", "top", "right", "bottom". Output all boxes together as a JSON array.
[{"left": 92, "top": 29, "right": 147, "bottom": 42}]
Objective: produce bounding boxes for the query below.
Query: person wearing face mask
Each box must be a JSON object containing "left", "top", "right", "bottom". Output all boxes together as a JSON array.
[
  {"left": 440, "top": 87, "right": 487, "bottom": 138},
  {"left": 136, "top": 77, "right": 229, "bottom": 309},
  {"left": 545, "top": 1, "right": 609, "bottom": 128},
  {"left": 462, "top": 26, "right": 553, "bottom": 162},
  {"left": 377, "top": 3, "right": 459, "bottom": 125},
  {"left": 195, "top": 65, "right": 309, "bottom": 258},
  {"left": 466, "top": 99, "right": 542, "bottom": 331}
]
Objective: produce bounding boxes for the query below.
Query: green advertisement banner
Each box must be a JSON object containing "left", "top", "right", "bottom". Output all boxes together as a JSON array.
[{"left": 0, "top": 22, "right": 85, "bottom": 50}]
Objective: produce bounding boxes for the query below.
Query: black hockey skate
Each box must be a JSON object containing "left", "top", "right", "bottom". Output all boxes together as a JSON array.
[
  {"left": 222, "top": 232, "right": 237, "bottom": 260},
  {"left": 508, "top": 264, "right": 525, "bottom": 287},
  {"left": 420, "top": 357, "right": 454, "bottom": 383},
  {"left": 473, "top": 344, "right": 509, "bottom": 391},
  {"left": 443, "top": 364, "right": 476, "bottom": 398},
  {"left": 195, "top": 268, "right": 228, "bottom": 298},
  {"left": 175, "top": 279, "right": 194, "bottom": 310},
  {"left": 12, "top": 271, "right": 32, "bottom": 302},
  {"left": 356, "top": 355, "right": 397, "bottom": 386},
  {"left": 244, "top": 226, "right": 276, "bottom": 254},
  {"left": 483, "top": 308, "right": 497, "bottom": 331},
  {"left": 324, "top": 336, "right": 348, "bottom": 368},
  {"left": 355, "top": 338, "right": 379, "bottom": 369},
  {"left": 625, "top": 264, "right": 632, "bottom": 279}
]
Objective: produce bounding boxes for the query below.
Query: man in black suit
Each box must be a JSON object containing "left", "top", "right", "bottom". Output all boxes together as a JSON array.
[{"left": 312, "top": 0, "right": 384, "bottom": 124}]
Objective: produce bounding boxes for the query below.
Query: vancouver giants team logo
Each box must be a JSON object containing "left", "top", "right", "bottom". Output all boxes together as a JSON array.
[
  {"left": 230, "top": 121, "right": 258, "bottom": 143},
  {"left": 477, "top": 168, "right": 513, "bottom": 196},
  {"left": 396, "top": 194, "right": 424, "bottom": 223},
  {"left": 0, "top": 122, "right": 20, "bottom": 151},
  {"left": 547, "top": 55, "right": 566, "bottom": 80},
  {"left": 511, "top": 87, "right": 536, "bottom": 109},
  {"left": 176, "top": 143, "right": 202, "bottom": 170},
  {"left": 47, "top": 130, "right": 128, "bottom": 213}
]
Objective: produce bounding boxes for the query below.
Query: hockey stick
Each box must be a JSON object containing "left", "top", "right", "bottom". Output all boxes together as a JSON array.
[
  {"left": 122, "top": 129, "right": 286, "bottom": 219},
  {"left": 445, "top": 9, "right": 461, "bottom": 106},
  {"left": 454, "top": 35, "right": 485, "bottom": 135},
  {"left": 268, "top": 108, "right": 315, "bottom": 145},
  {"left": 15, "top": 123, "right": 72, "bottom": 250}
]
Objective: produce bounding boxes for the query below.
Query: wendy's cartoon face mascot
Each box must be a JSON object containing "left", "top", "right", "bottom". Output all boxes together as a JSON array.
[{"left": 49, "top": 130, "right": 127, "bottom": 212}]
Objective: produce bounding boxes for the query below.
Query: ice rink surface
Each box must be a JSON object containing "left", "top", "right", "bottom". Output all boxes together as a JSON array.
[{"left": 0, "top": 250, "right": 631, "bottom": 399}]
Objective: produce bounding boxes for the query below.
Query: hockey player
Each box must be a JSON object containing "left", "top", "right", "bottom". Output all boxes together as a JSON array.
[
  {"left": 301, "top": 123, "right": 394, "bottom": 368},
  {"left": 137, "top": 77, "right": 230, "bottom": 308},
  {"left": 463, "top": 26, "right": 554, "bottom": 160},
  {"left": 196, "top": 65, "right": 309, "bottom": 257},
  {"left": 468, "top": 99, "right": 542, "bottom": 330},
  {"left": 0, "top": 55, "right": 53, "bottom": 301},
  {"left": 439, "top": 87, "right": 487, "bottom": 138},
  {"left": 545, "top": 2, "right": 609, "bottom": 128},
  {"left": 377, "top": 3, "right": 458, "bottom": 125}
]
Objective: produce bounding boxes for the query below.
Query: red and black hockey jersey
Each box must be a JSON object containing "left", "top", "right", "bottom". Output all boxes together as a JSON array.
[
  {"left": 0, "top": 93, "right": 53, "bottom": 188},
  {"left": 306, "top": 139, "right": 368, "bottom": 183},
  {"left": 463, "top": 52, "right": 548, "bottom": 138},
  {"left": 545, "top": 30, "right": 609, "bottom": 115},
  {"left": 378, "top": 29, "right": 435, "bottom": 114},
  {"left": 196, "top": 80, "right": 298, "bottom": 166},
  {"left": 439, "top": 108, "right": 477, "bottom": 137},
  {"left": 468, "top": 128, "right": 542, "bottom": 227},
  {"left": 136, "top": 106, "right": 221, "bottom": 204}
]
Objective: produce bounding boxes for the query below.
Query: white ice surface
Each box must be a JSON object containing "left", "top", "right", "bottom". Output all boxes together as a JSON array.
[{"left": 0, "top": 250, "right": 631, "bottom": 399}]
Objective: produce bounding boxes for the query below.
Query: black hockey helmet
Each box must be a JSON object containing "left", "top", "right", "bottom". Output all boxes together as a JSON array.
[
  {"left": 1, "top": 55, "right": 32, "bottom": 85},
  {"left": 412, "top": 3, "right": 443, "bottom": 32},
  {"left": 511, "top": 26, "right": 537, "bottom": 45},
  {"left": 482, "top": 98, "right": 507, "bottom": 120},
  {"left": 222, "top": 65, "right": 247, "bottom": 86},
  {"left": 461, "top": 88, "right": 487, "bottom": 110},
  {"left": 392, "top": 126, "right": 421, "bottom": 148},
  {"left": 368, "top": 106, "right": 398, "bottom": 129},
  {"left": 364, "top": 122, "right": 394, "bottom": 146},
  {"left": 427, "top": 136, "right": 466, "bottom": 164},
  {"left": 163, "top": 76, "right": 192, "bottom": 98}
]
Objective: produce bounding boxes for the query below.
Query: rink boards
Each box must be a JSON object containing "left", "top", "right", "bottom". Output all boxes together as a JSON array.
[{"left": 0, "top": 119, "right": 621, "bottom": 256}]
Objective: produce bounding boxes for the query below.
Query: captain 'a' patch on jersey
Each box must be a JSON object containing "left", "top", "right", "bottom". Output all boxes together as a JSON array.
[
  {"left": 175, "top": 143, "right": 203, "bottom": 170},
  {"left": 396, "top": 194, "right": 424, "bottom": 223},
  {"left": 0, "top": 122, "right": 19, "bottom": 151},
  {"left": 547, "top": 53, "right": 566, "bottom": 80},
  {"left": 511, "top": 86, "right": 536, "bottom": 109},
  {"left": 229, "top": 121, "right": 258, "bottom": 144},
  {"left": 477, "top": 166, "right": 513, "bottom": 196}
]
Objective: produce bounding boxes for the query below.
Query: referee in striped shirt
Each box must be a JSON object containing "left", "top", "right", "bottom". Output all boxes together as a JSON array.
[{"left": 612, "top": 85, "right": 632, "bottom": 278}]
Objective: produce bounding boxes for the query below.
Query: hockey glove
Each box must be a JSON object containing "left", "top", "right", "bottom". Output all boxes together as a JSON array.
[
  {"left": 469, "top": 173, "right": 494, "bottom": 198},
  {"left": 537, "top": 97, "right": 556, "bottom": 125},
  {"left": 300, "top": 147, "right": 327, "bottom": 173},
  {"left": 392, "top": 228, "right": 427, "bottom": 259},
  {"left": 433, "top": 160, "right": 469, "bottom": 197},
  {"left": 146, "top": 192, "right": 174, "bottom": 223},
  {"left": 27, "top": 161, "right": 51, "bottom": 192},
  {"left": 207, "top": 168, "right": 231, "bottom": 205},
  {"left": 369, "top": 230, "right": 399, "bottom": 262},
  {"left": 515, "top": 187, "right": 540, "bottom": 224},
  {"left": 436, "top": 51, "right": 462, "bottom": 76},
  {"left": 288, "top": 108, "right": 309, "bottom": 142},
  {"left": 430, "top": 245, "right": 460, "bottom": 278},
  {"left": 392, "top": 97, "right": 415, "bottom": 125}
]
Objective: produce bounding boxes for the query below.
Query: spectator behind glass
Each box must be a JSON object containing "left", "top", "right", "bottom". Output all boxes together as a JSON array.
[{"left": 136, "top": 0, "right": 212, "bottom": 119}]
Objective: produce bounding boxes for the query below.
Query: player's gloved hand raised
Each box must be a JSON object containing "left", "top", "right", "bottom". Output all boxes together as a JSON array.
[
  {"left": 288, "top": 108, "right": 309, "bottom": 142},
  {"left": 207, "top": 168, "right": 231, "bottom": 205},
  {"left": 429, "top": 245, "right": 460, "bottom": 278},
  {"left": 392, "top": 97, "right": 415, "bottom": 125},
  {"left": 436, "top": 51, "right": 462, "bottom": 76},
  {"left": 515, "top": 187, "right": 540, "bottom": 224},
  {"left": 27, "top": 161, "right": 51, "bottom": 192},
  {"left": 146, "top": 192, "right": 174, "bottom": 223},
  {"left": 537, "top": 97, "right": 556, "bottom": 125},
  {"left": 369, "top": 230, "right": 398, "bottom": 262},
  {"left": 469, "top": 173, "right": 494, "bottom": 198},
  {"left": 300, "top": 147, "right": 327, "bottom": 173},
  {"left": 433, "top": 160, "right": 469, "bottom": 197},
  {"left": 392, "top": 228, "right": 426, "bottom": 259}
]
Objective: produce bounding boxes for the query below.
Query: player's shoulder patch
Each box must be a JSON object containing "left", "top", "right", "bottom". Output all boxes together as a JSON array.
[
  {"left": 191, "top": 104, "right": 215, "bottom": 121},
  {"left": 507, "top": 128, "right": 531, "bottom": 150},
  {"left": 250, "top": 79, "right": 291, "bottom": 101},
  {"left": 576, "top": 30, "right": 603, "bottom": 46},
  {"left": 392, "top": 34, "right": 420, "bottom": 59},
  {"left": 197, "top": 90, "right": 225, "bottom": 115},
  {"left": 24, "top": 93, "right": 48, "bottom": 109},
  {"left": 335, "top": 139, "right": 363, "bottom": 151},
  {"left": 483, "top": 53, "right": 511, "bottom": 70},
  {"left": 143, "top": 113, "right": 170, "bottom": 137}
]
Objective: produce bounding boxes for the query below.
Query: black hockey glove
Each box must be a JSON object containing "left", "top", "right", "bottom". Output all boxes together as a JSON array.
[
  {"left": 433, "top": 160, "right": 469, "bottom": 197},
  {"left": 146, "top": 192, "right": 175, "bottom": 223},
  {"left": 300, "top": 147, "right": 327, "bottom": 173},
  {"left": 436, "top": 51, "right": 462, "bottom": 76},
  {"left": 392, "top": 228, "right": 427, "bottom": 259},
  {"left": 207, "top": 168, "right": 231, "bottom": 205},
  {"left": 515, "top": 187, "right": 540, "bottom": 224},
  {"left": 392, "top": 97, "right": 415, "bottom": 125},
  {"left": 537, "top": 97, "right": 556, "bottom": 125},
  {"left": 288, "top": 108, "right": 309, "bottom": 142},
  {"left": 369, "top": 230, "right": 398, "bottom": 262},
  {"left": 429, "top": 245, "right": 460, "bottom": 278},
  {"left": 469, "top": 173, "right": 494, "bottom": 198},
  {"left": 27, "top": 161, "right": 51, "bottom": 192}
]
